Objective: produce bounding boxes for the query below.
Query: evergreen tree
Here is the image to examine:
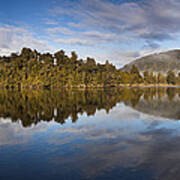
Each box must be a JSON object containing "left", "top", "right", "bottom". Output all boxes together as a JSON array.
[{"left": 167, "top": 71, "right": 176, "bottom": 84}]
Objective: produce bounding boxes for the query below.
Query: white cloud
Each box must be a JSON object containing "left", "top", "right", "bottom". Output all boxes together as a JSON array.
[
  {"left": 67, "top": 22, "right": 85, "bottom": 28},
  {"left": 0, "top": 24, "right": 54, "bottom": 56},
  {"left": 51, "top": 0, "right": 180, "bottom": 46},
  {"left": 47, "top": 26, "right": 73, "bottom": 35},
  {"left": 44, "top": 19, "right": 58, "bottom": 25},
  {"left": 55, "top": 38, "right": 93, "bottom": 46}
]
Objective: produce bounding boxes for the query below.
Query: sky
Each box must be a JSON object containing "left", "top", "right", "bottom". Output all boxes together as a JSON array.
[{"left": 1, "top": 0, "right": 180, "bottom": 67}]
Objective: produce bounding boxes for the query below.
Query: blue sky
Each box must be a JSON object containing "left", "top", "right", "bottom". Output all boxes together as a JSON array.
[{"left": 1, "top": 0, "right": 180, "bottom": 66}]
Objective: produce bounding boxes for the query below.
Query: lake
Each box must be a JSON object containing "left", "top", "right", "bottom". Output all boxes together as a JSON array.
[{"left": 0, "top": 87, "right": 180, "bottom": 180}]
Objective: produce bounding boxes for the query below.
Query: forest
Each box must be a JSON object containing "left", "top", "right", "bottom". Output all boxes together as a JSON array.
[{"left": 0, "top": 47, "right": 180, "bottom": 89}]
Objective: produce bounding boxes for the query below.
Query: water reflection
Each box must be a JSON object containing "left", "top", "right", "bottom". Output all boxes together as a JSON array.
[
  {"left": 0, "top": 87, "right": 179, "bottom": 128},
  {"left": 0, "top": 88, "right": 180, "bottom": 180}
]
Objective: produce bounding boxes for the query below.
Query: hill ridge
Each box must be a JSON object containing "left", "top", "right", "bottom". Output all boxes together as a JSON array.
[{"left": 121, "top": 49, "right": 180, "bottom": 73}]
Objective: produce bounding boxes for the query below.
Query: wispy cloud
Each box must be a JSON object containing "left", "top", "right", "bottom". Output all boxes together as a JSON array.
[
  {"left": 47, "top": 26, "right": 73, "bottom": 35},
  {"left": 55, "top": 38, "right": 93, "bottom": 46},
  {"left": 44, "top": 19, "right": 58, "bottom": 25},
  {"left": 0, "top": 24, "right": 54, "bottom": 56},
  {"left": 50, "top": 0, "right": 180, "bottom": 47}
]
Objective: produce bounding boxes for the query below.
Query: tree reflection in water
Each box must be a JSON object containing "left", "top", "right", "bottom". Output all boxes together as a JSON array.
[{"left": 0, "top": 87, "right": 179, "bottom": 127}]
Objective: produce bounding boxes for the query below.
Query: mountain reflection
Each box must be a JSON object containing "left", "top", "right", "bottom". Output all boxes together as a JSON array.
[{"left": 0, "top": 87, "right": 180, "bottom": 127}]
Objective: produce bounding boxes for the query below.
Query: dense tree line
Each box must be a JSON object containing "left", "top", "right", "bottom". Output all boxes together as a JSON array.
[{"left": 0, "top": 47, "right": 180, "bottom": 89}]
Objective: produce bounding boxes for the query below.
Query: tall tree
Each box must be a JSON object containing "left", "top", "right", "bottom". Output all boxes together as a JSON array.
[{"left": 167, "top": 71, "right": 176, "bottom": 84}]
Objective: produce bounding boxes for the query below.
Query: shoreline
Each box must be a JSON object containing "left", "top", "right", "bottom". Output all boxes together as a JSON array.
[{"left": 1, "top": 83, "right": 180, "bottom": 90}]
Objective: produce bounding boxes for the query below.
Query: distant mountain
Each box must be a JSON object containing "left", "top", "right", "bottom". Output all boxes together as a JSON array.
[{"left": 121, "top": 50, "right": 180, "bottom": 73}]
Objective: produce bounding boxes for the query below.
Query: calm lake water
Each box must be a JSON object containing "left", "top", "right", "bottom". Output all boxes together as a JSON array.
[{"left": 0, "top": 87, "right": 180, "bottom": 180}]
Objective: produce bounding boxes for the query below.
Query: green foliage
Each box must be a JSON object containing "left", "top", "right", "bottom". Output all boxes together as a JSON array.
[
  {"left": 167, "top": 71, "right": 176, "bottom": 84},
  {"left": 157, "top": 72, "right": 166, "bottom": 84},
  {"left": 130, "top": 65, "right": 143, "bottom": 84},
  {"left": 0, "top": 47, "right": 179, "bottom": 89}
]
